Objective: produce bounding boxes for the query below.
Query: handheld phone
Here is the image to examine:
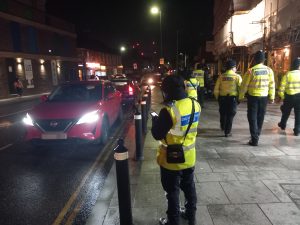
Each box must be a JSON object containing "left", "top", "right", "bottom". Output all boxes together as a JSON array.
[{"left": 150, "top": 111, "right": 158, "bottom": 117}]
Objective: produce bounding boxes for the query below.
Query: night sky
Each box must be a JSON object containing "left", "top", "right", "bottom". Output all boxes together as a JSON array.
[{"left": 46, "top": 0, "right": 214, "bottom": 62}]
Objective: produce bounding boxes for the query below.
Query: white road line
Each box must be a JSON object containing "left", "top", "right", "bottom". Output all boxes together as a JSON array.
[
  {"left": 0, "top": 143, "right": 13, "bottom": 151},
  {"left": 0, "top": 109, "right": 31, "bottom": 118}
]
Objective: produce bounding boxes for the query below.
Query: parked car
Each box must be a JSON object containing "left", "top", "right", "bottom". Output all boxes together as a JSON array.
[
  {"left": 110, "top": 75, "right": 141, "bottom": 105},
  {"left": 23, "top": 80, "right": 122, "bottom": 145}
]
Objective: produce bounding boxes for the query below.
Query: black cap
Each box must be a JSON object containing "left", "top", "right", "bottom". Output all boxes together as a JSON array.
[
  {"left": 254, "top": 50, "right": 265, "bottom": 64},
  {"left": 161, "top": 75, "right": 185, "bottom": 95},
  {"left": 225, "top": 59, "right": 236, "bottom": 70},
  {"left": 291, "top": 57, "right": 300, "bottom": 70}
]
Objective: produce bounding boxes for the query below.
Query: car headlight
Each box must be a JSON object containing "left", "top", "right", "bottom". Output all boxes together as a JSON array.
[
  {"left": 148, "top": 78, "right": 154, "bottom": 84},
  {"left": 23, "top": 113, "right": 34, "bottom": 126},
  {"left": 76, "top": 110, "right": 99, "bottom": 124}
]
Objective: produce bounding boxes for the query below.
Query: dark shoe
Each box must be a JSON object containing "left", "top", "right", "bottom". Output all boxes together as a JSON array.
[
  {"left": 180, "top": 207, "right": 188, "bottom": 220},
  {"left": 294, "top": 132, "right": 299, "bottom": 136},
  {"left": 278, "top": 122, "right": 286, "bottom": 130},
  {"left": 248, "top": 140, "right": 258, "bottom": 146},
  {"left": 159, "top": 217, "right": 169, "bottom": 225},
  {"left": 225, "top": 133, "right": 232, "bottom": 137},
  {"left": 180, "top": 208, "right": 195, "bottom": 225}
]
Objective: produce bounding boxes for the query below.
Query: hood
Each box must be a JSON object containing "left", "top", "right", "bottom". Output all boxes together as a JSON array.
[{"left": 30, "top": 102, "right": 98, "bottom": 119}]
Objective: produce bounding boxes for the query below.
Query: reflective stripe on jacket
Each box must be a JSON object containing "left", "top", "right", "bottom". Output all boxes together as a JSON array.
[
  {"left": 278, "top": 70, "right": 300, "bottom": 99},
  {"left": 193, "top": 69, "right": 205, "bottom": 87},
  {"left": 157, "top": 98, "right": 201, "bottom": 170},
  {"left": 239, "top": 63, "right": 275, "bottom": 100},
  {"left": 185, "top": 78, "right": 199, "bottom": 99},
  {"left": 214, "top": 70, "right": 242, "bottom": 99}
]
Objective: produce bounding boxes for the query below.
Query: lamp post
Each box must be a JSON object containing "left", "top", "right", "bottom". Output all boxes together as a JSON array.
[{"left": 150, "top": 6, "right": 163, "bottom": 59}]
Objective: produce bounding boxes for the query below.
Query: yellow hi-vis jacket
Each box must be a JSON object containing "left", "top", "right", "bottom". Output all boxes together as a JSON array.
[
  {"left": 214, "top": 70, "right": 242, "bottom": 99},
  {"left": 278, "top": 70, "right": 300, "bottom": 99},
  {"left": 157, "top": 98, "right": 201, "bottom": 170},
  {"left": 193, "top": 69, "right": 205, "bottom": 87},
  {"left": 185, "top": 78, "right": 199, "bottom": 99},
  {"left": 239, "top": 63, "right": 275, "bottom": 100}
]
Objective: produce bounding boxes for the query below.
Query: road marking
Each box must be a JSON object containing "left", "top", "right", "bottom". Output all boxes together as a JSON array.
[
  {"left": 0, "top": 109, "right": 31, "bottom": 118},
  {"left": 52, "top": 116, "right": 128, "bottom": 225},
  {"left": 0, "top": 143, "right": 13, "bottom": 151}
]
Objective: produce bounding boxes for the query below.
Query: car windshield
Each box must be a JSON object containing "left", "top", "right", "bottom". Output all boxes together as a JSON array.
[
  {"left": 48, "top": 84, "right": 102, "bottom": 102},
  {"left": 110, "top": 78, "right": 129, "bottom": 86}
]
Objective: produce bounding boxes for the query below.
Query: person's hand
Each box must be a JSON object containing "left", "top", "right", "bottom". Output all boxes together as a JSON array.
[{"left": 269, "top": 99, "right": 275, "bottom": 104}]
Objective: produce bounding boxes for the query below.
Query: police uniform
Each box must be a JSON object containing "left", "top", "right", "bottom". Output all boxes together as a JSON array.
[
  {"left": 151, "top": 75, "right": 201, "bottom": 225},
  {"left": 193, "top": 68, "right": 205, "bottom": 107},
  {"left": 185, "top": 77, "right": 199, "bottom": 99},
  {"left": 278, "top": 58, "right": 300, "bottom": 136},
  {"left": 239, "top": 51, "right": 275, "bottom": 146},
  {"left": 214, "top": 60, "right": 242, "bottom": 136}
]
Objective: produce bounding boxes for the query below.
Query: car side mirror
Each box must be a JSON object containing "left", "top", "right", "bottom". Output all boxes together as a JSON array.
[{"left": 40, "top": 95, "right": 48, "bottom": 102}]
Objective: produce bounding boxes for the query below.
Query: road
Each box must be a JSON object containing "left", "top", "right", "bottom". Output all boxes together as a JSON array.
[{"left": 0, "top": 97, "right": 135, "bottom": 225}]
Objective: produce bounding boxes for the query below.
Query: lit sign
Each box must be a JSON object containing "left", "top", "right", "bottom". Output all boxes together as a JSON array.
[{"left": 86, "top": 62, "right": 101, "bottom": 69}]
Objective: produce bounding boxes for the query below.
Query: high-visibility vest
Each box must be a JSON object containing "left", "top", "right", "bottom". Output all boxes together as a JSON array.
[
  {"left": 193, "top": 69, "right": 205, "bottom": 87},
  {"left": 278, "top": 70, "right": 300, "bottom": 99},
  {"left": 214, "top": 70, "right": 242, "bottom": 99},
  {"left": 239, "top": 63, "right": 275, "bottom": 100},
  {"left": 185, "top": 78, "right": 199, "bottom": 99},
  {"left": 157, "top": 98, "right": 201, "bottom": 170}
]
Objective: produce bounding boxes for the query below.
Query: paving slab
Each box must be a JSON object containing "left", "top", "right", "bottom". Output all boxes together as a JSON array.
[
  {"left": 259, "top": 203, "right": 300, "bottom": 225},
  {"left": 208, "top": 204, "right": 272, "bottom": 225},
  {"left": 208, "top": 158, "right": 249, "bottom": 172},
  {"left": 220, "top": 180, "right": 280, "bottom": 203},
  {"left": 196, "top": 182, "right": 230, "bottom": 205},
  {"left": 195, "top": 172, "right": 237, "bottom": 182},
  {"left": 234, "top": 171, "right": 279, "bottom": 180}
]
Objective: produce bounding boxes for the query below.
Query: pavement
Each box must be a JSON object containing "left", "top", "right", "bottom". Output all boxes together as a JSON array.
[{"left": 85, "top": 86, "right": 300, "bottom": 225}]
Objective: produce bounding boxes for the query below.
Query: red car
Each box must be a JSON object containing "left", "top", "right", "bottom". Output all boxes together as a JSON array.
[
  {"left": 23, "top": 80, "right": 122, "bottom": 145},
  {"left": 110, "top": 75, "right": 140, "bottom": 105}
]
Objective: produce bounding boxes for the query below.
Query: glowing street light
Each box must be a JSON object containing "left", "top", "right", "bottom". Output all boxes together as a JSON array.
[
  {"left": 120, "top": 46, "right": 126, "bottom": 52},
  {"left": 150, "top": 6, "right": 163, "bottom": 58}
]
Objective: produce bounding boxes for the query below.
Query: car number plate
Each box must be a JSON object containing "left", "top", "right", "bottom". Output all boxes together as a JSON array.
[{"left": 41, "top": 132, "right": 67, "bottom": 140}]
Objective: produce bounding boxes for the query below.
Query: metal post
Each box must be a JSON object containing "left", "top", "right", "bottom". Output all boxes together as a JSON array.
[
  {"left": 143, "top": 94, "right": 149, "bottom": 113},
  {"left": 146, "top": 86, "right": 151, "bottom": 107},
  {"left": 134, "top": 110, "right": 143, "bottom": 160},
  {"left": 141, "top": 100, "right": 147, "bottom": 134},
  {"left": 114, "top": 139, "right": 133, "bottom": 225}
]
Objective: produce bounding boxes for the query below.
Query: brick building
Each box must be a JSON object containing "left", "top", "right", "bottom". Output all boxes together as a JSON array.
[{"left": 0, "top": 0, "right": 78, "bottom": 99}]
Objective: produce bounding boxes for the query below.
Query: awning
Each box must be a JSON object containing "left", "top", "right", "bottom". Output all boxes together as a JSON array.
[{"left": 213, "top": 0, "right": 262, "bottom": 34}]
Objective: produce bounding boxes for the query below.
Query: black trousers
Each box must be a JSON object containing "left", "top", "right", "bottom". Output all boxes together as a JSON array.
[
  {"left": 197, "top": 87, "right": 205, "bottom": 107},
  {"left": 218, "top": 96, "right": 238, "bottom": 135},
  {"left": 279, "top": 93, "right": 300, "bottom": 134},
  {"left": 247, "top": 95, "right": 268, "bottom": 143},
  {"left": 160, "top": 166, "right": 197, "bottom": 225}
]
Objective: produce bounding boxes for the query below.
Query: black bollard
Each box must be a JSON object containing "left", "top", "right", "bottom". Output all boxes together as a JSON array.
[
  {"left": 114, "top": 139, "right": 133, "bottom": 225},
  {"left": 134, "top": 110, "right": 143, "bottom": 160},
  {"left": 141, "top": 100, "right": 147, "bottom": 134},
  {"left": 143, "top": 94, "right": 149, "bottom": 113},
  {"left": 146, "top": 87, "right": 151, "bottom": 107}
]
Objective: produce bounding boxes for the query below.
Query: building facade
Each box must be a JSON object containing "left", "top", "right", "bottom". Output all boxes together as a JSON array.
[
  {"left": 77, "top": 48, "right": 122, "bottom": 81},
  {"left": 213, "top": 0, "right": 300, "bottom": 87},
  {"left": 0, "top": 0, "right": 78, "bottom": 99}
]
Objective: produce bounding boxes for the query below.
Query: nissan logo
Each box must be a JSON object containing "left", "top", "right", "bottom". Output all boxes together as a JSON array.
[{"left": 50, "top": 121, "right": 58, "bottom": 127}]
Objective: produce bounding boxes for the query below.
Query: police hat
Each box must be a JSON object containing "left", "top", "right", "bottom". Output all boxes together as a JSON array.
[
  {"left": 161, "top": 75, "right": 185, "bottom": 94},
  {"left": 291, "top": 57, "right": 300, "bottom": 70},
  {"left": 254, "top": 50, "right": 265, "bottom": 64},
  {"left": 225, "top": 59, "right": 236, "bottom": 70}
]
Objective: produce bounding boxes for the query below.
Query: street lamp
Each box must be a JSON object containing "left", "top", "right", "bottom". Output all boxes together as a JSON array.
[
  {"left": 120, "top": 46, "right": 126, "bottom": 52},
  {"left": 150, "top": 6, "right": 163, "bottom": 59}
]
